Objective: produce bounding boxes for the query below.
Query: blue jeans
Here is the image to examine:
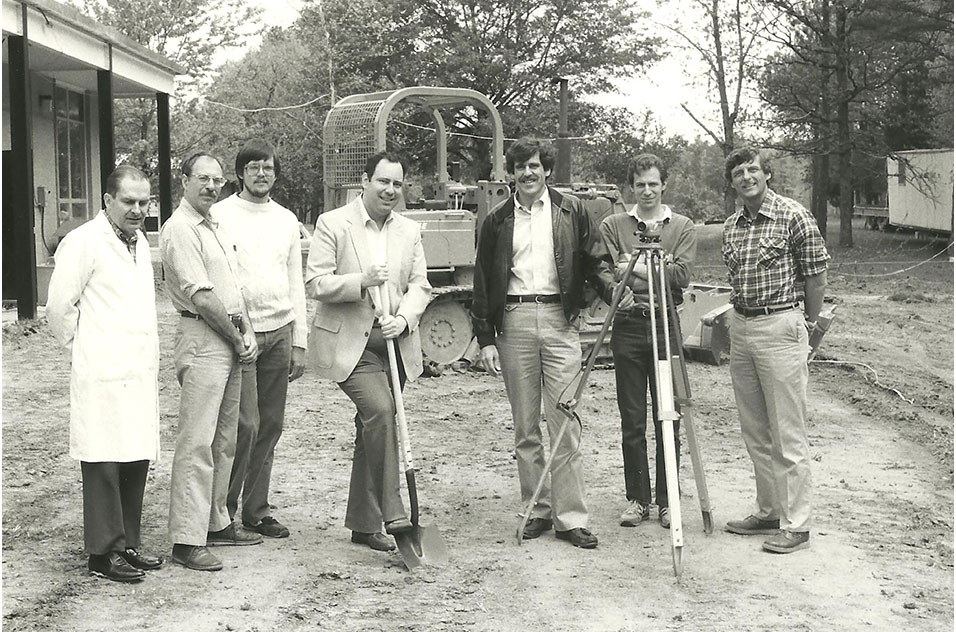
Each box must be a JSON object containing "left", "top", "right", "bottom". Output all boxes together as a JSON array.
[{"left": 609, "top": 310, "right": 681, "bottom": 508}]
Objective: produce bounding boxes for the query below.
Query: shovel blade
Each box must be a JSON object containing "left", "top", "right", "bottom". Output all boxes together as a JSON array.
[{"left": 395, "top": 525, "right": 449, "bottom": 570}]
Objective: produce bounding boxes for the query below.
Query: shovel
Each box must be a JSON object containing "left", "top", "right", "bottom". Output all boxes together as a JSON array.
[{"left": 375, "top": 285, "right": 449, "bottom": 570}]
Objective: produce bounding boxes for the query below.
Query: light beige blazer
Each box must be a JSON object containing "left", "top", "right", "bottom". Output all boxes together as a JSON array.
[{"left": 304, "top": 197, "right": 432, "bottom": 383}]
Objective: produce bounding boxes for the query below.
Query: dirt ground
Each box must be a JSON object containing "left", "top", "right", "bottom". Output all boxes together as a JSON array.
[{"left": 2, "top": 220, "right": 953, "bottom": 631}]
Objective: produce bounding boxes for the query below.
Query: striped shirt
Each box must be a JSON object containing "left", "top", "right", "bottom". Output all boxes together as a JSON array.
[{"left": 722, "top": 189, "right": 829, "bottom": 308}]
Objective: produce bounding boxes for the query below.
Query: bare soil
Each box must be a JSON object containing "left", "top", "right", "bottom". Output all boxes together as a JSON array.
[{"left": 3, "top": 219, "right": 953, "bottom": 631}]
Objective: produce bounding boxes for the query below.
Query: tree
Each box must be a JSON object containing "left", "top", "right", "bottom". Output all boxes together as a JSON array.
[
  {"left": 760, "top": 0, "right": 953, "bottom": 247},
  {"left": 81, "top": 0, "right": 261, "bottom": 183},
  {"left": 190, "top": 0, "right": 664, "bottom": 217},
  {"left": 653, "top": 0, "right": 775, "bottom": 215}
]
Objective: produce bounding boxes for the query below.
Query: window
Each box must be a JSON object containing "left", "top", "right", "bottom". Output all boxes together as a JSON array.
[{"left": 54, "top": 86, "right": 88, "bottom": 223}]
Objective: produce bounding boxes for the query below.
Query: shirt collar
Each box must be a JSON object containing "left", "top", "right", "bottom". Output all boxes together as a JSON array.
[
  {"left": 514, "top": 187, "right": 551, "bottom": 215},
  {"left": 732, "top": 188, "right": 779, "bottom": 226},
  {"left": 103, "top": 210, "right": 138, "bottom": 247},
  {"left": 626, "top": 203, "right": 673, "bottom": 222},
  {"left": 179, "top": 198, "right": 215, "bottom": 226},
  {"left": 359, "top": 196, "right": 393, "bottom": 228}
]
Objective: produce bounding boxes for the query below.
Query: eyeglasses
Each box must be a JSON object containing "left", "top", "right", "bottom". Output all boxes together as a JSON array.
[
  {"left": 244, "top": 163, "right": 275, "bottom": 175},
  {"left": 191, "top": 174, "right": 227, "bottom": 187}
]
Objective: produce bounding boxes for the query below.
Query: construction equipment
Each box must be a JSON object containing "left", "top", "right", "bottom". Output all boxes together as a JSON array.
[
  {"left": 322, "top": 86, "right": 628, "bottom": 366},
  {"left": 374, "top": 285, "right": 449, "bottom": 570}
]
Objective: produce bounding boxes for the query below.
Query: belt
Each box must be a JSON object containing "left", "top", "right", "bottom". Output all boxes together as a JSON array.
[
  {"left": 506, "top": 294, "right": 561, "bottom": 304},
  {"left": 734, "top": 303, "right": 799, "bottom": 317},
  {"left": 180, "top": 311, "right": 202, "bottom": 320}
]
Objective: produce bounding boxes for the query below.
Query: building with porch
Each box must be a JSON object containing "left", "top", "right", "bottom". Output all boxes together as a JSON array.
[{"left": 2, "top": 0, "right": 183, "bottom": 318}]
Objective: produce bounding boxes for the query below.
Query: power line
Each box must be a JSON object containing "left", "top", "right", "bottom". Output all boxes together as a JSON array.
[{"left": 205, "top": 93, "right": 329, "bottom": 113}]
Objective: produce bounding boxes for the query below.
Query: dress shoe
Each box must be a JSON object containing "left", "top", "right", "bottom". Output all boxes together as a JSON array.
[
  {"left": 171, "top": 544, "right": 223, "bottom": 571},
  {"left": 555, "top": 527, "right": 598, "bottom": 549},
  {"left": 522, "top": 517, "right": 553, "bottom": 540},
  {"left": 725, "top": 515, "right": 780, "bottom": 536},
  {"left": 88, "top": 552, "right": 145, "bottom": 582},
  {"left": 762, "top": 530, "right": 810, "bottom": 553},
  {"left": 384, "top": 517, "right": 413, "bottom": 535},
  {"left": 243, "top": 516, "right": 290, "bottom": 539},
  {"left": 351, "top": 531, "right": 396, "bottom": 551},
  {"left": 120, "top": 548, "right": 164, "bottom": 570},
  {"left": 207, "top": 523, "right": 263, "bottom": 546}
]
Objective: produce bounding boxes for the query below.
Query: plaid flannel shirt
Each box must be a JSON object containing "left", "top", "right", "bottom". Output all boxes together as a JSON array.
[
  {"left": 721, "top": 189, "right": 829, "bottom": 308},
  {"left": 104, "top": 211, "right": 139, "bottom": 261}
]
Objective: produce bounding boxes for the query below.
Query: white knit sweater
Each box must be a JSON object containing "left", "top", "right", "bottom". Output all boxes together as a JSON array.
[{"left": 212, "top": 194, "right": 307, "bottom": 348}]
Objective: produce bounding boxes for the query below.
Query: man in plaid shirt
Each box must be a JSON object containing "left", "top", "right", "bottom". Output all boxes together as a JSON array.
[{"left": 721, "top": 147, "right": 829, "bottom": 554}]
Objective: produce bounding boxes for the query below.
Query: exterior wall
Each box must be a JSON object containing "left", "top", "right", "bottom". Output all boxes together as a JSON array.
[{"left": 887, "top": 149, "right": 955, "bottom": 233}]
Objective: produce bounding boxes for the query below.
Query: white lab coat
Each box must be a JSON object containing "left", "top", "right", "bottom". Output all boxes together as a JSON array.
[{"left": 46, "top": 212, "right": 160, "bottom": 462}]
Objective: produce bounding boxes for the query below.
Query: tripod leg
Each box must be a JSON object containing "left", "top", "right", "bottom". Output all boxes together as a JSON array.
[{"left": 671, "top": 355, "right": 714, "bottom": 534}]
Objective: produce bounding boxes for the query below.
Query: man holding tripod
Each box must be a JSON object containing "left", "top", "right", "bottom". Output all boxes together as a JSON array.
[{"left": 600, "top": 154, "right": 697, "bottom": 530}]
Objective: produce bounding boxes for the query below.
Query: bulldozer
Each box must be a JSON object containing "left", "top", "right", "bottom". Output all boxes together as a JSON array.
[{"left": 322, "top": 86, "right": 735, "bottom": 367}]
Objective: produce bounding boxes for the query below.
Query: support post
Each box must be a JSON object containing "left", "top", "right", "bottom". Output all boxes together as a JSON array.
[
  {"left": 157, "top": 92, "right": 172, "bottom": 225},
  {"left": 553, "top": 77, "right": 571, "bottom": 184},
  {"left": 4, "top": 24, "right": 38, "bottom": 319},
  {"left": 97, "top": 66, "right": 115, "bottom": 196}
]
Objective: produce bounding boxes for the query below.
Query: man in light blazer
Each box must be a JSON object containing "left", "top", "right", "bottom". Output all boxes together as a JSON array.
[
  {"left": 47, "top": 165, "right": 163, "bottom": 582},
  {"left": 305, "top": 151, "right": 431, "bottom": 553}
]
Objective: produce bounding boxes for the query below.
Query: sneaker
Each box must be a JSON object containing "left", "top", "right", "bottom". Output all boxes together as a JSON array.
[
  {"left": 619, "top": 501, "right": 650, "bottom": 527},
  {"left": 244, "top": 516, "right": 290, "bottom": 539},
  {"left": 659, "top": 506, "right": 671, "bottom": 529},
  {"left": 725, "top": 515, "right": 780, "bottom": 536},
  {"left": 762, "top": 530, "right": 810, "bottom": 553},
  {"left": 207, "top": 523, "right": 263, "bottom": 546}
]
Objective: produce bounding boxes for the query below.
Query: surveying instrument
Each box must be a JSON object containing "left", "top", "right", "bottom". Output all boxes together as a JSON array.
[{"left": 515, "top": 217, "right": 714, "bottom": 580}]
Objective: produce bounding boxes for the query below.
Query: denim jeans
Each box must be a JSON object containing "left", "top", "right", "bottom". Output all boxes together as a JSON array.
[{"left": 609, "top": 310, "right": 681, "bottom": 508}]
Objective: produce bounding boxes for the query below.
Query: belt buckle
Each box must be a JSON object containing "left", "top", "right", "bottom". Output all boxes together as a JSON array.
[{"left": 534, "top": 295, "right": 545, "bottom": 304}]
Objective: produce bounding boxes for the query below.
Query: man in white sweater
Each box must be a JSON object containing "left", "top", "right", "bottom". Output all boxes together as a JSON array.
[{"left": 214, "top": 139, "right": 307, "bottom": 539}]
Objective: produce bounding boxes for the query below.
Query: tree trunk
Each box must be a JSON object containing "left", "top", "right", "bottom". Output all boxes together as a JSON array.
[
  {"left": 811, "top": 0, "right": 831, "bottom": 241},
  {"left": 835, "top": 3, "right": 853, "bottom": 247}
]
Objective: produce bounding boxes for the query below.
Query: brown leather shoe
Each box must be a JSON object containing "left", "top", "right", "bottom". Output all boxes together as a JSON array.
[
  {"left": 351, "top": 531, "right": 396, "bottom": 551},
  {"left": 555, "top": 527, "right": 598, "bottom": 549},
  {"left": 120, "top": 548, "right": 164, "bottom": 570},
  {"left": 88, "top": 552, "right": 145, "bottom": 582},
  {"left": 171, "top": 544, "right": 223, "bottom": 571},
  {"left": 522, "top": 517, "right": 553, "bottom": 540}
]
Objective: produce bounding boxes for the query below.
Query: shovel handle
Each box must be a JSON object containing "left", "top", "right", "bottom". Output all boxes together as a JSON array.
[{"left": 373, "top": 285, "right": 415, "bottom": 473}]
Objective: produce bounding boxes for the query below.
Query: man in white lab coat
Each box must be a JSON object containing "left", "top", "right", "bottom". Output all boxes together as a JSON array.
[{"left": 47, "top": 165, "right": 163, "bottom": 582}]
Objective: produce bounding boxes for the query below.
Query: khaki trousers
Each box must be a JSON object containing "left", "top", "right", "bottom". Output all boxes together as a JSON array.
[
  {"left": 168, "top": 317, "right": 241, "bottom": 546},
  {"left": 498, "top": 303, "right": 589, "bottom": 531},
  {"left": 729, "top": 309, "right": 812, "bottom": 532}
]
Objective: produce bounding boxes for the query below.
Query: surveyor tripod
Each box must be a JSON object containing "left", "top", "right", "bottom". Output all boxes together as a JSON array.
[{"left": 516, "top": 236, "right": 714, "bottom": 580}]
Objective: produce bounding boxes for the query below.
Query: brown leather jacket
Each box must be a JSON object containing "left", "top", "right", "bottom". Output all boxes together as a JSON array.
[{"left": 470, "top": 187, "right": 616, "bottom": 348}]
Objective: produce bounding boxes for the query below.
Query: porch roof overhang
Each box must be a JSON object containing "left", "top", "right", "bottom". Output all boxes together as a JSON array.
[{"left": 2, "top": 0, "right": 185, "bottom": 95}]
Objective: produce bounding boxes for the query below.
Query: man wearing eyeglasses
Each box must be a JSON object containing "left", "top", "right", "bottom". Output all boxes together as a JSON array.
[
  {"left": 160, "top": 152, "right": 261, "bottom": 572},
  {"left": 213, "top": 139, "right": 307, "bottom": 541}
]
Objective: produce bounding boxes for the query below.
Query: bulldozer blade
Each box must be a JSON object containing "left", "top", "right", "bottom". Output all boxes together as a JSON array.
[{"left": 395, "top": 525, "right": 449, "bottom": 571}]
